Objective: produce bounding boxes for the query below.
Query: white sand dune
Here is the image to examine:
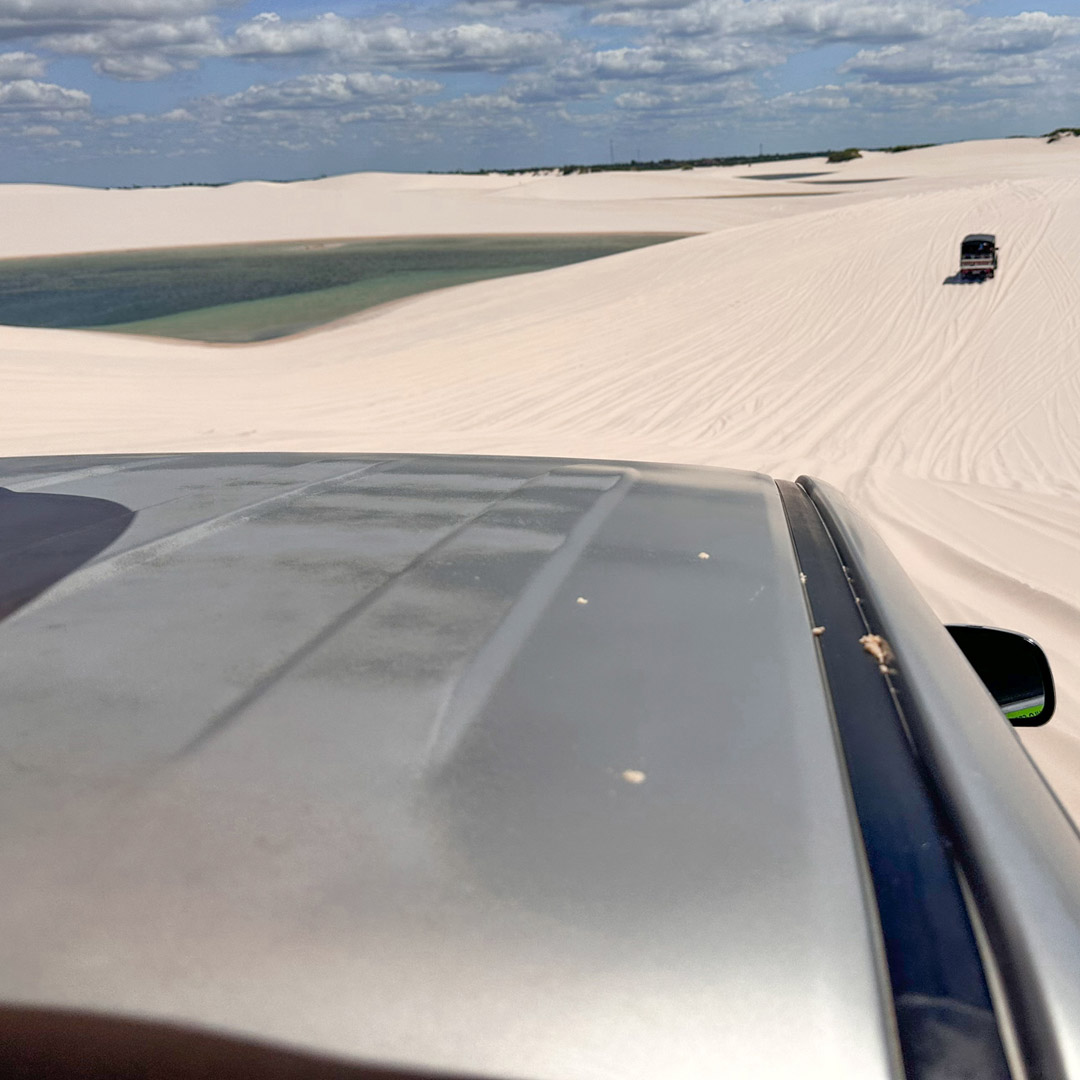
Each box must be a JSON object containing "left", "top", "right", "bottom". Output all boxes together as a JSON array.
[{"left": 2, "top": 137, "right": 1080, "bottom": 814}]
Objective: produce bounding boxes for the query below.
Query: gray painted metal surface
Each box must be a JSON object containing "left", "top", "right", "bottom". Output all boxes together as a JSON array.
[
  {"left": 802, "top": 475, "right": 1080, "bottom": 1080},
  {"left": 0, "top": 455, "right": 901, "bottom": 1078}
]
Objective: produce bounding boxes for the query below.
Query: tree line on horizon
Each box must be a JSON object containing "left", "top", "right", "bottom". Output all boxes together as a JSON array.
[
  {"left": 457, "top": 142, "right": 934, "bottom": 177},
  {"left": 97, "top": 126, "right": 1077, "bottom": 190}
]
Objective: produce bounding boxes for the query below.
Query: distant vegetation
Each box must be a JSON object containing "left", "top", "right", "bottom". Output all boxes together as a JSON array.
[
  {"left": 537, "top": 151, "right": 839, "bottom": 176},
  {"left": 96, "top": 128, "right": 1080, "bottom": 190},
  {"left": 464, "top": 141, "right": 950, "bottom": 177},
  {"left": 879, "top": 143, "right": 937, "bottom": 154},
  {"left": 109, "top": 180, "right": 235, "bottom": 190},
  {"left": 107, "top": 175, "right": 328, "bottom": 191},
  {"left": 78, "top": 129, "right": 1080, "bottom": 191}
]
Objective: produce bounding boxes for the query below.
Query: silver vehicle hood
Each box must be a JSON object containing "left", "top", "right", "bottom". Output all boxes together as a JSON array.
[{"left": 0, "top": 454, "right": 897, "bottom": 1079}]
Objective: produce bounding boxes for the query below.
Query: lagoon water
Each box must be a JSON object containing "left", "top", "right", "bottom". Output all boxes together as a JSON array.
[{"left": 0, "top": 234, "right": 689, "bottom": 342}]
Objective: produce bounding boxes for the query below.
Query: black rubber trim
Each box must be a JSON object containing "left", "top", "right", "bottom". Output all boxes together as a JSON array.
[{"left": 777, "top": 480, "right": 1010, "bottom": 1080}]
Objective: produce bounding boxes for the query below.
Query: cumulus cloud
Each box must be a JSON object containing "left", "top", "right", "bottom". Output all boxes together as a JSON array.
[
  {"left": 0, "top": 1, "right": 219, "bottom": 14},
  {"left": 0, "top": 77, "right": 89, "bottom": 109},
  {"left": 450, "top": 0, "right": 524, "bottom": 14},
  {"left": 0, "top": 0, "right": 224, "bottom": 26},
  {"left": 971, "top": 71, "right": 1038, "bottom": 88},
  {"left": 39, "top": 15, "right": 223, "bottom": 78},
  {"left": 0, "top": 0, "right": 226, "bottom": 46},
  {"left": 592, "top": 0, "right": 964, "bottom": 45},
  {"left": 610, "top": 74, "right": 756, "bottom": 116},
  {"left": 965, "top": 11, "right": 1079, "bottom": 55},
  {"left": 839, "top": 13, "right": 1080, "bottom": 86},
  {"left": 592, "top": 39, "right": 779, "bottom": 79},
  {"left": 0, "top": 2, "right": 229, "bottom": 80},
  {"left": 7, "top": 0, "right": 1080, "bottom": 181},
  {"left": 221, "top": 71, "right": 442, "bottom": 111},
  {"left": 336, "top": 89, "right": 530, "bottom": 139},
  {"left": 187, "top": 71, "right": 534, "bottom": 153},
  {"left": 228, "top": 13, "right": 561, "bottom": 72},
  {"left": 612, "top": 84, "right": 709, "bottom": 112},
  {"left": 841, "top": 42, "right": 966, "bottom": 82},
  {"left": 96, "top": 52, "right": 179, "bottom": 78},
  {"left": 42, "top": 15, "right": 221, "bottom": 56},
  {"left": 0, "top": 49, "right": 44, "bottom": 76}
]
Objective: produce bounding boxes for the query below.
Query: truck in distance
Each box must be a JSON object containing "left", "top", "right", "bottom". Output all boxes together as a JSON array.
[{"left": 959, "top": 233, "right": 997, "bottom": 280}]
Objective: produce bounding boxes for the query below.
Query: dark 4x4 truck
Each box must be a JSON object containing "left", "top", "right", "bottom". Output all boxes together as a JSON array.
[{"left": 960, "top": 233, "right": 998, "bottom": 280}]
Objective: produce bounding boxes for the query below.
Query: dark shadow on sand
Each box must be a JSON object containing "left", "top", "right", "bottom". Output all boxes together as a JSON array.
[
  {"left": 806, "top": 177, "right": 903, "bottom": 185},
  {"left": 739, "top": 171, "right": 834, "bottom": 181},
  {"left": 942, "top": 273, "right": 990, "bottom": 285}
]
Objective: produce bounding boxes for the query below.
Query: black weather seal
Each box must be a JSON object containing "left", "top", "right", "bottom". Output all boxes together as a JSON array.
[{"left": 776, "top": 480, "right": 1010, "bottom": 1080}]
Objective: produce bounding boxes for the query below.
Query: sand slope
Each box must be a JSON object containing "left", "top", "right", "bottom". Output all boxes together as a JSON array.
[{"left": 3, "top": 137, "right": 1080, "bottom": 814}]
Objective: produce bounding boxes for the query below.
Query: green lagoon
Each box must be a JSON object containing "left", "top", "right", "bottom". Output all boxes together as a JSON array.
[{"left": 0, "top": 234, "right": 691, "bottom": 343}]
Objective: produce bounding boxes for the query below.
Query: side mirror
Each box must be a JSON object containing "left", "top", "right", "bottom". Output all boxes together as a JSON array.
[{"left": 946, "top": 625, "right": 1055, "bottom": 726}]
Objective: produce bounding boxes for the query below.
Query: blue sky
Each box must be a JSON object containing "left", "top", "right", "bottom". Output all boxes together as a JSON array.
[{"left": 2, "top": 0, "right": 1079, "bottom": 186}]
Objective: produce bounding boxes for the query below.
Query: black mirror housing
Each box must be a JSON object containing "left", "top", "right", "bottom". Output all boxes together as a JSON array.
[{"left": 946, "top": 624, "right": 1056, "bottom": 726}]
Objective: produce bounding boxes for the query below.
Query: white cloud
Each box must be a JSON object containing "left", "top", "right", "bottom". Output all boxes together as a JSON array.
[
  {"left": 610, "top": 75, "right": 753, "bottom": 115},
  {"left": 0, "top": 49, "right": 43, "bottom": 76},
  {"left": 229, "top": 13, "right": 561, "bottom": 72},
  {"left": 613, "top": 89, "right": 665, "bottom": 109},
  {"left": 841, "top": 42, "right": 968, "bottom": 82},
  {"left": 450, "top": 0, "right": 523, "bottom": 14},
  {"left": 95, "top": 51, "right": 179, "bottom": 78},
  {"left": 972, "top": 71, "right": 1038, "bottom": 88},
  {"left": 185, "top": 71, "right": 536, "bottom": 154},
  {"left": 0, "top": 1, "right": 219, "bottom": 14},
  {"left": 592, "top": 0, "right": 964, "bottom": 45},
  {"left": 965, "top": 11, "right": 1078, "bottom": 55},
  {"left": 0, "top": 0, "right": 225, "bottom": 48},
  {"left": 767, "top": 84, "right": 853, "bottom": 111},
  {"left": 592, "top": 39, "right": 778, "bottom": 79},
  {"left": 0, "top": 2, "right": 228, "bottom": 80},
  {"left": 39, "top": 15, "right": 222, "bottom": 78},
  {"left": 221, "top": 71, "right": 441, "bottom": 111},
  {"left": 839, "top": 14, "right": 1080, "bottom": 87},
  {"left": 0, "top": 77, "right": 89, "bottom": 109},
  {"left": 42, "top": 15, "right": 221, "bottom": 55},
  {"left": 594, "top": 47, "right": 667, "bottom": 77},
  {"left": 0, "top": 0, "right": 224, "bottom": 29},
  {"left": 6, "top": 0, "right": 1080, "bottom": 181}
]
